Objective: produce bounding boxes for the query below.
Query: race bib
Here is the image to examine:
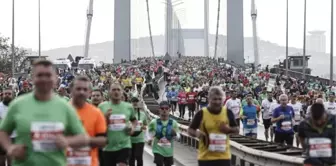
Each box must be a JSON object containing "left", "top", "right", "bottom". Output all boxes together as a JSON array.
[
  {"left": 135, "top": 121, "right": 143, "bottom": 132},
  {"left": 247, "top": 119, "right": 255, "bottom": 125},
  {"left": 188, "top": 95, "right": 194, "bottom": 100},
  {"left": 31, "top": 122, "right": 64, "bottom": 152},
  {"left": 309, "top": 138, "right": 332, "bottom": 158},
  {"left": 108, "top": 114, "right": 126, "bottom": 131},
  {"left": 201, "top": 97, "right": 207, "bottom": 102},
  {"left": 67, "top": 147, "right": 91, "bottom": 166},
  {"left": 181, "top": 98, "right": 186, "bottom": 103},
  {"left": 158, "top": 137, "right": 171, "bottom": 148},
  {"left": 281, "top": 121, "right": 292, "bottom": 131},
  {"left": 208, "top": 133, "right": 227, "bottom": 152}
]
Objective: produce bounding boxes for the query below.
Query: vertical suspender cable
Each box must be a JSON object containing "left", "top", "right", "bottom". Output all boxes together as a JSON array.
[
  {"left": 214, "top": 0, "right": 221, "bottom": 59},
  {"left": 146, "top": 0, "right": 156, "bottom": 59}
]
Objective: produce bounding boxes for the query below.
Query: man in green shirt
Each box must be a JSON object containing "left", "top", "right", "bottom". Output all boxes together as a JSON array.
[
  {"left": 98, "top": 83, "right": 138, "bottom": 166},
  {"left": 0, "top": 59, "right": 89, "bottom": 166}
]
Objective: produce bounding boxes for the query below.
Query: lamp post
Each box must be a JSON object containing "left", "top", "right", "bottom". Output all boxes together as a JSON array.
[
  {"left": 38, "top": 0, "right": 41, "bottom": 57},
  {"left": 330, "top": 0, "right": 334, "bottom": 85},
  {"left": 285, "top": 0, "right": 289, "bottom": 76},
  {"left": 302, "top": 0, "right": 307, "bottom": 79},
  {"left": 11, "top": 0, "right": 15, "bottom": 76}
]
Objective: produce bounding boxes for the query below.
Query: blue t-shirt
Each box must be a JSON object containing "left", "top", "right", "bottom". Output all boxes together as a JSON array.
[
  {"left": 273, "top": 105, "right": 295, "bottom": 134},
  {"left": 242, "top": 105, "right": 258, "bottom": 129}
]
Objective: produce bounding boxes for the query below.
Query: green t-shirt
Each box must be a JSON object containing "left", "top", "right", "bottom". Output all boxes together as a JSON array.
[
  {"left": 131, "top": 111, "right": 147, "bottom": 143},
  {"left": 148, "top": 118, "right": 179, "bottom": 157},
  {"left": 0, "top": 93, "right": 85, "bottom": 166},
  {"left": 98, "top": 101, "right": 136, "bottom": 151}
]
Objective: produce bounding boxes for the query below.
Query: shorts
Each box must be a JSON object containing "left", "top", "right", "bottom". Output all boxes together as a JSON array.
[
  {"left": 103, "top": 148, "right": 131, "bottom": 165},
  {"left": 243, "top": 127, "right": 258, "bottom": 137},
  {"left": 154, "top": 153, "right": 174, "bottom": 166},
  {"left": 293, "top": 125, "right": 298, "bottom": 133},
  {"left": 198, "top": 159, "right": 231, "bottom": 166},
  {"left": 263, "top": 119, "right": 272, "bottom": 129}
]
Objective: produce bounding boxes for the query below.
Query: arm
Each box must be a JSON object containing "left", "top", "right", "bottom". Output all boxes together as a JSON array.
[
  {"left": 187, "top": 111, "right": 203, "bottom": 138},
  {"left": 226, "top": 109, "right": 239, "bottom": 134},
  {"left": 298, "top": 121, "right": 306, "bottom": 148},
  {"left": 271, "top": 109, "right": 281, "bottom": 123},
  {"left": 0, "top": 103, "right": 17, "bottom": 152},
  {"left": 90, "top": 110, "right": 107, "bottom": 148},
  {"left": 65, "top": 105, "right": 89, "bottom": 148}
]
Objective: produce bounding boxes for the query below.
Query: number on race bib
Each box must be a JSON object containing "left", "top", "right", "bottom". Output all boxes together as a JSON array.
[
  {"left": 208, "top": 133, "right": 227, "bottom": 152},
  {"left": 158, "top": 137, "right": 171, "bottom": 148},
  {"left": 281, "top": 121, "right": 292, "bottom": 131},
  {"left": 201, "top": 97, "right": 207, "bottom": 102},
  {"left": 67, "top": 147, "right": 91, "bottom": 166},
  {"left": 309, "top": 138, "right": 332, "bottom": 158},
  {"left": 135, "top": 121, "right": 143, "bottom": 131},
  {"left": 247, "top": 119, "right": 255, "bottom": 125},
  {"left": 31, "top": 122, "right": 64, "bottom": 152},
  {"left": 108, "top": 114, "right": 126, "bottom": 131}
]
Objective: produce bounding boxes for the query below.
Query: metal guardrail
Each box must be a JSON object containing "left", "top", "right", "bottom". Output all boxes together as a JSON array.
[
  {"left": 271, "top": 67, "right": 336, "bottom": 85},
  {"left": 140, "top": 76, "right": 304, "bottom": 166}
]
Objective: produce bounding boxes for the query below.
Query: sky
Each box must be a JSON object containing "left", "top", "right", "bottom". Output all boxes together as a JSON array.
[{"left": 0, "top": 0, "right": 334, "bottom": 52}]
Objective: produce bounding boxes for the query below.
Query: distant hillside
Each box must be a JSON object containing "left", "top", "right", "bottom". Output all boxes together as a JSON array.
[{"left": 42, "top": 34, "right": 335, "bottom": 77}]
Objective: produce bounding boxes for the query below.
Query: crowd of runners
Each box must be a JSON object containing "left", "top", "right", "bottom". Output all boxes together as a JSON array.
[{"left": 0, "top": 56, "right": 334, "bottom": 166}]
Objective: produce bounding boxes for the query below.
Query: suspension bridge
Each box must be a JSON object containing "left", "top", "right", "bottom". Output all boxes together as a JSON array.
[{"left": 79, "top": 0, "right": 334, "bottom": 166}]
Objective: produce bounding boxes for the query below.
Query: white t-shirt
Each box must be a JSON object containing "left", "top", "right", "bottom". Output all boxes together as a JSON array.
[
  {"left": 261, "top": 99, "right": 276, "bottom": 119},
  {"left": 324, "top": 102, "right": 336, "bottom": 115},
  {"left": 288, "top": 102, "right": 303, "bottom": 125},
  {"left": 0, "top": 103, "right": 16, "bottom": 138},
  {"left": 225, "top": 98, "right": 241, "bottom": 119}
]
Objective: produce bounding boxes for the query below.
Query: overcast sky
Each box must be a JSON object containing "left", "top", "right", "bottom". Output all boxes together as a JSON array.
[{"left": 0, "top": 0, "right": 333, "bottom": 52}]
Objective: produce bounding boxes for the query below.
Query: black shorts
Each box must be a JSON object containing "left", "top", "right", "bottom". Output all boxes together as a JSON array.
[
  {"left": 154, "top": 153, "right": 174, "bottom": 166},
  {"left": 103, "top": 148, "right": 130, "bottom": 165},
  {"left": 198, "top": 159, "right": 231, "bottom": 166},
  {"left": 263, "top": 119, "right": 272, "bottom": 129}
]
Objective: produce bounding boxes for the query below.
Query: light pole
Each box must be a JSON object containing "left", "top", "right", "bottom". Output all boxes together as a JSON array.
[
  {"left": 302, "top": 0, "right": 307, "bottom": 79},
  {"left": 204, "top": 0, "right": 209, "bottom": 57},
  {"left": 11, "top": 0, "right": 15, "bottom": 76},
  {"left": 38, "top": 0, "right": 41, "bottom": 57},
  {"left": 214, "top": 0, "right": 221, "bottom": 59},
  {"left": 285, "top": 0, "right": 289, "bottom": 76},
  {"left": 330, "top": 0, "right": 334, "bottom": 84}
]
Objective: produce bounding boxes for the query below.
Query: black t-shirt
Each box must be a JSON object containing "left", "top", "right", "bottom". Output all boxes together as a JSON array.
[{"left": 189, "top": 108, "right": 237, "bottom": 130}]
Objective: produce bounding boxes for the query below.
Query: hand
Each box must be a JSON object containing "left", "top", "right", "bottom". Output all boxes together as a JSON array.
[
  {"left": 105, "top": 109, "right": 112, "bottom": 118},
  {"left": 141, "top": 126, "right": 147, "bottom": 130},
  {"left": 219, "top": 122, "right": 231, "bottom": 134},
  {"left": 7, "top": 144, "right": 26, "bottom": 160},
  {"left": 55, "top": 135, "right": 68, "bottom": 149},
  {"left": 171, "top": 129, "right": 177, "bottom": 137},
  {"left": 125, "top": 125, "right": 134, "bottom": 135},
  {"left": 147, "top": 140, "right": 152, "bottom": 146},
  {"left": 279, "top": 115, "right": 285, "bottom": 120},
  {"left": 196, "top": 130, "right": 208, "bottom": 145}
]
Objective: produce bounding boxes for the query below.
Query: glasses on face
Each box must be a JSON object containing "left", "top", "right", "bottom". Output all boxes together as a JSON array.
[{"left": 3, "top": 93, "right": 12, "bottom": 96}]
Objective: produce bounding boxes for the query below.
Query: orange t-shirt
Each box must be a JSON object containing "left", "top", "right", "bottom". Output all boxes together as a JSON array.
[{"left": 68, "top": 103, "right": 107, "bottom": 166}]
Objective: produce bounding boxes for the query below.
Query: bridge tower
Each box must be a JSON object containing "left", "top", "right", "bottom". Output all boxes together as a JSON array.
[
  {"left": 114, "top": 0, "right": 131, "bottom": 63},
  {"left": 227, "top": 0, "right": 244, "bottom": 66}
]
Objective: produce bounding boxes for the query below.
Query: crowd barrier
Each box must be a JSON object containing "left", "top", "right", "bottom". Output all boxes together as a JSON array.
[{"left": 139, "top": 75, "right": 304, "bottom": 166}]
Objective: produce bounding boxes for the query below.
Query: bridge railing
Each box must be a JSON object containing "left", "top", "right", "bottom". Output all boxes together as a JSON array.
[
  {"left": 140, "top": 75, "right": 304, "bottom": 166},
  {"left": 271, "top": 67, "right": 336, "bottom": 85}
]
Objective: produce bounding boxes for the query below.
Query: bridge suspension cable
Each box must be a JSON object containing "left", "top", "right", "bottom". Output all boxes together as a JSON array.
[
  {"left": 146, "top": 0, "right": 156, "bottom": 58},
  {"left": 214, "top": 0, "right": 221, "bottom": 59}
]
